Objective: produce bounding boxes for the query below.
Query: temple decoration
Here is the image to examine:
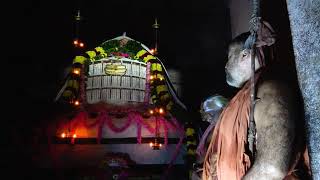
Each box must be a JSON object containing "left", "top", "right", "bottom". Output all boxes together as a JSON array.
[{"left": 47, "top": 16, "right": 189, "bottom": 178}]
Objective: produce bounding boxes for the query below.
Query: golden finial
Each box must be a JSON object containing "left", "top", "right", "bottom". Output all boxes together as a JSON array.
[
  {"left": 75, "top": 10, "right": 81, "bottom": 21},
  {"left": 152, "top": 18, "right": 160, "bottom": 29}
]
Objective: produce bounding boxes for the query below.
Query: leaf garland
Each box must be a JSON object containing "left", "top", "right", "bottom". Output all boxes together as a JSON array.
[{"left": 100, "top": 39, "right": 144, "bottom": 61}]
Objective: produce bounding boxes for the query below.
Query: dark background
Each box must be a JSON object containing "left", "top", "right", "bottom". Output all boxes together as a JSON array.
[
  {"left": 4, "top": 0, "right": 296, "bottom": 146},
  {"left": 5, "top": 0, "right": 234, "bottom": 128},
  {"left": 4, "top": 1, "right": 233, "bottom": 178},
  {"left": 3, "top": 0, "right": 297, "bottom": 179}
]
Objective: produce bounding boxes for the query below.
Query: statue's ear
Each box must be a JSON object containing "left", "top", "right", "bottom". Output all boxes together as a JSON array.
[{"left": 256, "top": 21, "right": 276, "bottom": 47}]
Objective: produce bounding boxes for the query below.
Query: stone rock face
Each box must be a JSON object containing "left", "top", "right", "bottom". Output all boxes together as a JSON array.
[{"left": 286, "top": 0, "right": 320, "bottom": 178}]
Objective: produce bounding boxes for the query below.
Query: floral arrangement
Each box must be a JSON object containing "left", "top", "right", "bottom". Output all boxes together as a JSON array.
[
  {"left": 65, "top": 109, "right": 184, "bottom": 146},
  {"left": 100, "top": 39, "right": 142, "bottom": 60},
  {"left": 61, "top": 36, "right": 173, "bottom": 115},
  {"left": 72, "top": 37, "right": 158, "bottom": 64}
]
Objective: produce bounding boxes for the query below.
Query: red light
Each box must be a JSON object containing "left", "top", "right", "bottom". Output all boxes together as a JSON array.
[{"left": 61, "top": 132, "right": 66, "bottom": 138}]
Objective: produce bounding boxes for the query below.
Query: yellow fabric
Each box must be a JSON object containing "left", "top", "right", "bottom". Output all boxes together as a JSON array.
[
  {"left": 188, "top": 149, "right": 196, "bottom": 155},
  {"left": 73, "top": 56, "right": 87, "bottom": 64},
  {"left": 62, "top": 90, "right": 73, "bottom": 97},
  {"left": 136, "top": 49, "right": 147, "bottom": 58},
  {"left": 156, "top": 85, "right": 167, "bottom": 94},
  {"left": 186, "top": 128, "right": 196, "bottom": 136},
  {"left": 160, "top": 94, "right": 170, "bottom": 101},
  {"left": 151, "top": 95, "right": 157, "bottom": 103},
  {"left": 143, "top": 55, "right": 156, "bottom": 62},
  {"left": 67, "top": 80, "right": 79, "bottom": 90},
  {"left": 86, "top": 51, "right": 97, "bottom": 62},
  {"left": 151, "top": 63, "right": 162, "bottom": 71},
  {"left": 166, "top": 101, "right": 174, "bottom": 110},
  {"left": 187, "top": 140, "right": 197, "bottom": 146},
  {"left": 156, "top": 74, "right": 164, "bottom": 80},
  {"left": 95, "top": 46, "right": 107, "bottom": 57}
]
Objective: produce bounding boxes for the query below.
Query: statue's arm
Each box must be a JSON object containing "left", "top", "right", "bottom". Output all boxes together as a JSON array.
[{"left": 244, "top": 80, "right": 296, "bottom": 180}]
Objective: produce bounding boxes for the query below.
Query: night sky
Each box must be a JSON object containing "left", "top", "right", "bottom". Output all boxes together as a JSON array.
[{"left": 6, "top": 0, "right": 235, "bottom": 127}]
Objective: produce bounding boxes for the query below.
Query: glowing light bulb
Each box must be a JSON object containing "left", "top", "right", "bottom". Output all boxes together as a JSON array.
[
  {"left": 73, "top": 134, "right": 77, "bottom": 138},
  {"left": 150, "top": 75, "right": 154, "bottom": 80},
  {"left": 159, "top": 143, "right": 162, "bottom": 147},
  {"left": 159, "top": 108, "right": 164, "bottom": 114},
  {"left": 74, "top": 100, "right": 80, "bottom": 106},
  {"left": 73, "top": 69, "right": 80, "bottom": 75},
  {"left": 149, "top": 142, "right": 153, "bottom": 147},
  {"left": 149, "top": 110, "right": 154, "bottom": 114},
  {"left": 150, "top": 49, "right": 155, "bottom": 54},
  {"left": 61, "top": 132, "right": 66, "bottom": 138},
  {"left": 73, "top": 40, "right": 78, "bottom": 45},
  {"left": 79, "top": 42, "right": 84, "bottom": 47}
]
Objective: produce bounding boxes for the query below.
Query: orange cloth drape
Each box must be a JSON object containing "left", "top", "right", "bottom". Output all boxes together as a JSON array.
[{"left": 202, "top": 73, "right": 261, "bottom": 180}]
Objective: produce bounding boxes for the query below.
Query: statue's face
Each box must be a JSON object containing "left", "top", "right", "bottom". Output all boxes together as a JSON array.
[{"left": 225, "top": 43, "right": 261, "bottom": 88}]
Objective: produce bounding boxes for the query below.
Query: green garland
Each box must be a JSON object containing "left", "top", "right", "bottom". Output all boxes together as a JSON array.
[{"left": 100, "top": 39, "right": 144, "bottom": 61}]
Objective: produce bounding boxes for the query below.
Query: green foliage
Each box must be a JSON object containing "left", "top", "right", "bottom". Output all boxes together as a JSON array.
[
  {"left": 124, "top": 40, "right": 142, "bottom": 54},
  {"left": 101, "top": 40, "right": 120, "bottom": 51},
  {"left": 99, "top": 39, "right": 144, "bottom": 61},
  {"left": 72, "top": 39, "right": 146, "bottom": 75}
]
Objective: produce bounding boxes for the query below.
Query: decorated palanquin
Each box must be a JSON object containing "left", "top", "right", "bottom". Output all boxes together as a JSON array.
[{"left": 39, "top": 34, "right": 187, "bottom": 179}]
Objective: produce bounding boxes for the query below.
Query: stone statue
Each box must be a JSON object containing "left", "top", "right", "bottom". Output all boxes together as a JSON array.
[{"left": 202, "top": 23, "right": 310, "bottom": 180}]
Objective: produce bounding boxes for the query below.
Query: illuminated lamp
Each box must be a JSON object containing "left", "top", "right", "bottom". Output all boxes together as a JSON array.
[
  {"left": 150, "top": 75, "right": 154, "bottom": 80},
  {"left": 74, "top": 100, "right": 80, "bottom": 106},
  {"left": 61, "top": 132, "right": 66, "bottom": 138},
  {"left": 73, "top": 40, "right": 79, "bottom": 45},
  {"left": 72, "top": 62, "right": 82, "bottom": 74},
  {"left": 72, "top": 68, "right": 81, "bottom": 75},
  {"left": 150, "top": 49, "right": 155, "bottom": 54},
  {"left": 72, "top": 134, "right": 77, "bottom": 138},
  {"left": 159, "top": 107, "right": 164, "bottom": 115},
  {"left": 149, "top": 109, "right": 154, "bottom": 115},
  {"left": 150, "top": 116, "right": 161, "bottom": 150},
  {"left": 149, "top": 138, "right": 161, "bottom": 150},
  {"left": 79, "top": 42, "right": 84, "bottom": 47}
]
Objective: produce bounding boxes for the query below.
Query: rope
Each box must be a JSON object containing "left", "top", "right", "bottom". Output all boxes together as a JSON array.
[{"left": 244, "top": 0, "right": 261, "bottom": 159}]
